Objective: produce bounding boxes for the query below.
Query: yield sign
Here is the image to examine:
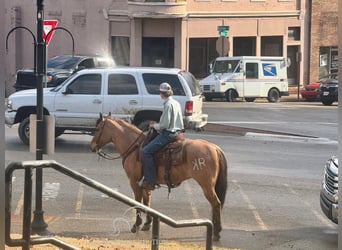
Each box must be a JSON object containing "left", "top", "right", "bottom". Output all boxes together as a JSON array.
[{"left": 43, "top": 20, "right": 58, "bottom": 46}]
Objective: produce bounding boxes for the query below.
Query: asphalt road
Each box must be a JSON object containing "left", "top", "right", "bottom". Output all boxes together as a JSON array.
[{"left": 5, "top": 99, "right": 338, "bottom": 250}]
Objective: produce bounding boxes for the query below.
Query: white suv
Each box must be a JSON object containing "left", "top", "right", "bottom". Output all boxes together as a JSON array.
[{"left": 6, "top": 67, "right": 208, "bottom": 144}]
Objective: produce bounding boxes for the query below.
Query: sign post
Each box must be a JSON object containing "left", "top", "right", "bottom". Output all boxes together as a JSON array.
[{"left": 217, "top": 25, "right": 230, "bottom": 56}]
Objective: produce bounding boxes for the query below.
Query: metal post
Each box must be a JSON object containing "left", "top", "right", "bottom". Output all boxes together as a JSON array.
[
  {"left": 151, "top": 217, "right": 160, "bottom": 250},
  {"left": 22, "top": 168, "right": 33, "bottom": 250},
  {"left": 31, "top": 0, "right": 47, "bottom": 233},
  {"left": 221, "top": 20, "right": 224, "bottom": 57}
]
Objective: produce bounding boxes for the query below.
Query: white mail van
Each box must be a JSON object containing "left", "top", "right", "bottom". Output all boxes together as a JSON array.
[{"left": 199, "top": 56, "right": 289, "bottom": 102}]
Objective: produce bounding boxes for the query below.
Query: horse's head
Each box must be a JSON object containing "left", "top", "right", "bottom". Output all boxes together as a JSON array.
[{"left": 90, "top": 113, "right": 113, "bottom": 153}]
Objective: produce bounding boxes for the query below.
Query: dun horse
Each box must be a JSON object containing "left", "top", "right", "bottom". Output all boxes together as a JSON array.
[{"left": 90, "top": 114, "right": 228, "bottom": 240}]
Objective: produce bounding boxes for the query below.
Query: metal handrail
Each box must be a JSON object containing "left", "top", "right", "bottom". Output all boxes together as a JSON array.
[{"left": 5, "top": 160, "right": 213, "bottom": 250}]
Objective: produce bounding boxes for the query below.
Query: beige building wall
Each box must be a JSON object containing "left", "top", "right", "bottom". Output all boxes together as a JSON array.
[
  {"left": 3, "top": 0, "right": 318, "bottom": 95},
  {"left": 109, "top": 0, "right": 305, "bottom": 85}
]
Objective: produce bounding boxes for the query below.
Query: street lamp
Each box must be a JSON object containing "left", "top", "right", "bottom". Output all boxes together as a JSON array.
[{"left": 30, "top": 0, "right": 47, "bottom": 233}]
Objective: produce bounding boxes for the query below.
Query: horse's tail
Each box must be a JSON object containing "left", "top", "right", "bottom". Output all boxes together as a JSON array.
[{"left": 215, "top": 148, "right": 228, "bottom": 208}]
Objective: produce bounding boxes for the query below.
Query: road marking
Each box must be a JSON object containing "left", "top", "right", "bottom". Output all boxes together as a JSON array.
[
  {"left": 184, "top": 182, "right": 200, "bottom": 219},
  {"left": 14, "top": 192, "right": 24, "bottom": 216},
  {"left": 232, "top": 179, "right": 268, "bottom": 230},
  {"left": 210, "top": 121, "right": 337, "bottom": 125},
  {"left": 75, "top": 183, "right": 85, "bottom": 218},
  {"left": 43, "top": 182, "right": 60, "bottom": 201},
  {"left": 283, "top": 183, "right": 335, "bottom": 228}
]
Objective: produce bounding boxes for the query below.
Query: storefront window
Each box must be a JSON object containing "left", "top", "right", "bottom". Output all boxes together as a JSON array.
[
  {"left": 319, "top": 46, "right": 338, "bottom": 77},
  {"left": 111, "top": 37, "right": 130, "bottom": 66},
  {"left": 261, "top": 36, "right": 283, "bottom": 56},
  {"left": 233, "top": 37, "right": 256, "bottom": 56}
]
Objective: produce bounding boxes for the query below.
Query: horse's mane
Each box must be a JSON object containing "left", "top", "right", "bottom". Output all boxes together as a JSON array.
[
  {"left": 104, "top": 116, "right": 142, "bottom": 134},
  {"left": 115, "top": 118, "right": 142, "bottom": 134}
]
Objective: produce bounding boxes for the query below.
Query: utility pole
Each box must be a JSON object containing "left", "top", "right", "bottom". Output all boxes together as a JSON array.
[{"left": 31, "top": 0, "right": 47, "bottom": 233}]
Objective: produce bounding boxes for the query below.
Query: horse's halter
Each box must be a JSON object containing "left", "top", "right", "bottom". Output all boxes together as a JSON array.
[{"left": 95, "top": 118, "right": 144, "bottom": 164}]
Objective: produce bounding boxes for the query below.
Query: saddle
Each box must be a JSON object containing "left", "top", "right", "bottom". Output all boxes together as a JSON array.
[{"left": 139, "top": 129, "right": 186, "bottom": 192}]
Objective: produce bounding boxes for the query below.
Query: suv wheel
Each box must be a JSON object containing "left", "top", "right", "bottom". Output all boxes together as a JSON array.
[
  {"left": 18, "top": 117, "right": 30, "bottom": 145},
  {"left": 322, "top": 99, "right": 334, "bottom": 105}
]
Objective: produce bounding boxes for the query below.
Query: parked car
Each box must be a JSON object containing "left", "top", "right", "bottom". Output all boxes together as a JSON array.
[
  {"left": 319, "top": 78, "right": 338, "bottom": 105},
  {"left": 320, "top": 156, "right": 338, "bottom": 224},
  {"left": 13, "top": 54, "right": 115, "bottom": 91},
  {"left": 6, "top": 67, "right": 208, "bottom": 144},
  {"left": 300, "top": 73, "right": 338, "bottom": 101}
]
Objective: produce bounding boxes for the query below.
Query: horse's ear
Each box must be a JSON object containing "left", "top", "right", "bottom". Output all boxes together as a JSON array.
[
  {"left": 108, "top": 112, "right": 111, "bottom": 117},
  {"left": 99, "top": 112, "right": 103, "bottom": 120}
]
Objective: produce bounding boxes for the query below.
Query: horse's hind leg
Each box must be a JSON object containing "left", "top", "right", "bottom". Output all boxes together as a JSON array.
[{"left": 202, "top": 187, "right": 222, "bottom": 241}]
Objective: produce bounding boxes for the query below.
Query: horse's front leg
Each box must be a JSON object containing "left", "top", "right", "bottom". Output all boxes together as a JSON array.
[
  {"left": 131, "top": 210, "right": 143, "bottom": 233},
  {"left": 141, "top": 189, "right": 152, "bottom": 231},
  {"left": 130, "top": 183, "right": 144, "bottom": 233},
  {"left": 130, "top": 185, "right": 152, "bottom": 233}
]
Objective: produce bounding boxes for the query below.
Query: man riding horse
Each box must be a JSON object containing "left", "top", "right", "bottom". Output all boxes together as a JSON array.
[{"left": 139, "top": 82, "right": 185, "bottom": 190}]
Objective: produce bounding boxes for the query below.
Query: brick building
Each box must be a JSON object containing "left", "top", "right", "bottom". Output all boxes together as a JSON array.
[
  {"left": 2, "top": 0, "right": 338, "bottom": 96},
  {"left": 309, "top": 0, "right": 338, "bottom": 82}
]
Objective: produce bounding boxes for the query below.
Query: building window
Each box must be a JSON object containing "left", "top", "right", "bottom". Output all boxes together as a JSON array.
[
  {"left": 189, "top": 38, "right": 219, "bottom": 79},
  {"left": 319, "top": 46, "right": 338, "bottom": 77},
  {"left": 261, "top": 36, "right": 283, "bottom": 56},
  {"left": 111, "top": 37, "right": 130, "bottom": 66},
  {"left": 233, "top": 37, "right": 256, "bottom": 56},
  {"left": 288, "top": 27, "right": 300, "bottom": 41},
  {"left": 142, "top": 37, "right": 174, "bottom": 67}
]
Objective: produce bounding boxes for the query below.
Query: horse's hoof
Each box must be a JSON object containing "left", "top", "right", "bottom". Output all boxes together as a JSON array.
[
  {"left": 141, "top": 223, "right": 151, "bottom": 231},
  {"left": 130, "top": 224, "right": 139, "bottom": 233},
  {"left": 213, "top": 234, "right": 220, "bottom": 241}
]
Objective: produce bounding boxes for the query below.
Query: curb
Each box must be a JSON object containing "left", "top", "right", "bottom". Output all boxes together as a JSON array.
[{"left": 203, "top": 123, "right": 306, "bottom": 137}]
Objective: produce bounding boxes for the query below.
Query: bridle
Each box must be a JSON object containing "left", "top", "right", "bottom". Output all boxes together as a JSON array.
[{"left": 95, "top": 118, "right": 145, "bottom": 164}]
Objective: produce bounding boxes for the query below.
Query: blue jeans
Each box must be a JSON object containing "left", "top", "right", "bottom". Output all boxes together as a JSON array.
[{"left": 141, "top": 130, "right": 174, "bottom": 183}]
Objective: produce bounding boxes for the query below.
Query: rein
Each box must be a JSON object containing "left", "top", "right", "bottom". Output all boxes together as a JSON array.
[{"left": 96, "top": 120, "right": 145, "bottom": 165}]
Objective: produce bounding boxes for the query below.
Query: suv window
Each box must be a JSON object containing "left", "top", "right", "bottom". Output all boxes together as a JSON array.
[
  {"left": 108, "top": 74, "right": 138, "bottom": 95},
  {"left": 67, "top": 74, "right": 102, "bottom": 94},
  {"left": 143, "top": 73, "right": 185, "bottom": 96},
  {"left": 78, "top": 59, "right": 95, "bottom": 69},
  {"left": 180, "top": 71, "right": 201, "bottom": 96}
]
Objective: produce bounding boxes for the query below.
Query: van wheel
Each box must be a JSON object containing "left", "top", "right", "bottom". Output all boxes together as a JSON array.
[
  {"left": 267, "top": 89, "right": 280, "bottom": 103},
  {"left": 226, "top": 90, "right": 237, "bottom": 102},
  {"left": 18, "top": 117, "right": 30, "bottom": 145},
  {"left": 245, "top": 98, "right": 255, "bottom": 102}
]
